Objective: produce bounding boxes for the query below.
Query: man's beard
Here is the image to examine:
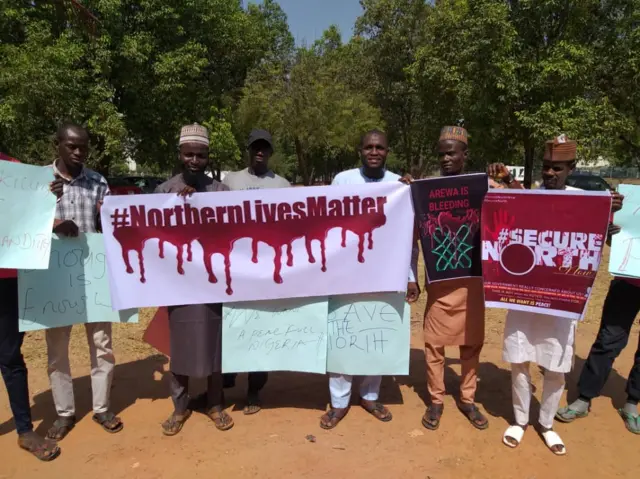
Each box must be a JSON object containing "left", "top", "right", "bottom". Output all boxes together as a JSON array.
[{"left": 182, "top": 166, "right": 207, "bottom": 188}]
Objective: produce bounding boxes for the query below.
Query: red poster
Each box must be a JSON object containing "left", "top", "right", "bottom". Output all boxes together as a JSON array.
[
  {"left": 143, "top": 307, "right": 170, "bottom": 356},
  {"left": 481, "top": 189, "right": 611, "bottom": 319}
]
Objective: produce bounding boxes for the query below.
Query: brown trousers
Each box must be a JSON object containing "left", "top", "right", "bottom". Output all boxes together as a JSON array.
[{"left": 425, "top": 343, "right": 483, "bottom": 405}]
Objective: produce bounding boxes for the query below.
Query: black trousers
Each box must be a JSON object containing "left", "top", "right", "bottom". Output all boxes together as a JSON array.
[
  {"left": 170, "top": 372, "right": 223, "bottom": 414},
  {"left": 0, "top": 278, "right": 33, "bottom": 434},
  {"left": 578, "top": 279, "right": 640, "bottom": 402},
  {"left": 222, "top": 372, "right": 268, "bottom": 393}
]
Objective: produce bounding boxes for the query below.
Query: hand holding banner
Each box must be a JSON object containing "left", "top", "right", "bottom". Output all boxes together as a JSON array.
[
  {"left": 18, "top": 233, "right": 138, "bottom": 331},
  {"left": 410, "top": 173, "right": 488, "bottom": 283},
  {"left": 482, "top": 189, "right": 611, "bottom": 319},
  {"left": 609, "top": 184, "right": 640, "bottom": 279},
  {"left": 0, "top": 161, "right": 56, "bottom": 269},
  {"left": 101, "top": 183, "right": 413, "bottom": 309}
]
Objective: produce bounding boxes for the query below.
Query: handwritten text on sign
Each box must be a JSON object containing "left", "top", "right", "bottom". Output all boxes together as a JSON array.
[
  {"left": 610, "top": 184, "right": 640, "bottom": 279},
  {"left": 327, "top": 293, "right": 410, "bottom": 375},
  {"left": 18, "top": 233, "right": 138, "bottom": 331},
  {"left": 222, "top": 297, "right": 328, "bottom": 373},
  {"left": 0, "top": 161, "right": 56, "bottom": 269}
]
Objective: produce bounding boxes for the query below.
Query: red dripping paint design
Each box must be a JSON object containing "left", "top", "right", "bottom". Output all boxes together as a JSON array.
[{"left": 110, "top": 198, "right": 388, "bottom": 295}]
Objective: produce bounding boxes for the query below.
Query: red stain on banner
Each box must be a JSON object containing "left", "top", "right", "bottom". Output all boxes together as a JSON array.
[{"left": 109, "top": 195, "right": 388, "bottom": 295}]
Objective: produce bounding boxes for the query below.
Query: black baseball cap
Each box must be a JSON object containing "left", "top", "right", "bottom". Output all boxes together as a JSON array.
[{"left": 247, "top": 129, "right": 274, "bottom": 150}]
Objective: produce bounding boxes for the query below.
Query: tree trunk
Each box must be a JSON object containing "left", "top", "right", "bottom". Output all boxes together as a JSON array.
[{"left": 294, "top": 136, "right": 310, "bottom": 185}]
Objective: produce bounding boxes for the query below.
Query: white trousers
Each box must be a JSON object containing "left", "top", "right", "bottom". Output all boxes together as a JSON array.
[
  {"left": 329, "top": 374, "right": 381, "bottom": 408},
  {"left": 46, "top": 322, "right": 115, "bottom": 417},
  {"left": 511, "top": 362, "right": 565, "bottom": 429}
]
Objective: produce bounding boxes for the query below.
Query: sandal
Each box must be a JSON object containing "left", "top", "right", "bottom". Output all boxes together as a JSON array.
[
  {"left": 503, "top": 424, "right": 527, "bottom": 448},
  {"left": 555, "top": 405, "right": 589, "bottom": 423},
  {"left": 92, "top": 411, "right": 124, "bottom": 434},
  {"left": 206, "top": 406, "right": 234, "bottom": 431},
  {"left": 18, "top": 431, "right": 61, "bottom": 462},
  {"left": 618, "top": 409, "right": 640, "bottom": 435},
  {"left": 320, "top": 407, "right": 349, "bottom": 430},
  {"left": 161, "top": 410, "right": 192, "bottom": 436},
  {"left": 458, "top": 403, "right": 489, "bottom": 430},
  {"left": 243, "top": 393, "right": 262, "bottom": 415},
  {"left": 541, "top": 429, "right": 566, "bottom": 455},
  {"left": 421, "top": 404, "right": 443, "bottom": 431},
  {"left": 360, "top": 400, "right": 392, "bottom": 422},
  {"left": 46, "top": 415, "right": 76, "bottom": 441}
]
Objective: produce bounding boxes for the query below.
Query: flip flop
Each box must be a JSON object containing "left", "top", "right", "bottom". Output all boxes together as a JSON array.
[
  {"left": 503, "top": 425, "right": 526, "bottom": 448},
  {"left": 555, "top": 405, "right": 589, "bottom": 423},
  {"left": 541, "top": 430, "right": 566, "bottom": 456},
  {"left": 618, "top": 409, "right": 640, "bottom": 435}
]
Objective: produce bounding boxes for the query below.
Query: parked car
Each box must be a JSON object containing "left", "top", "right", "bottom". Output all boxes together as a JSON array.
[
  {"left": 107, "top": 176, "right": 166, "bottom": 195},
  {"left": 126, "top": 176, "right": 166, "bottom": 193},
  {"left": 107, "top": 177, "right": 142, "bottom": 195},
  {"left": 566, "top": 174, "right": 612, "bottom": 191}
]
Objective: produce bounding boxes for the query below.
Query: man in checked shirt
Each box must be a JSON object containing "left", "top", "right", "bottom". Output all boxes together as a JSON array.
[{"left": 44, "top": 123, "right": 123, "bottom": 440}]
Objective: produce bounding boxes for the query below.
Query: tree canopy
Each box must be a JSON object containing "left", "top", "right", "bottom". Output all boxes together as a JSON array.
[{"left": 1, "top": 0, "right": 639, "bottom": 184}]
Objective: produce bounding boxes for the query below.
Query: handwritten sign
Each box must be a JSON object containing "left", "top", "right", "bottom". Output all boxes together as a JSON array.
[
  {"left": 222, "top": 297, "right": 328, "bottom": 373},
  {"left": 610, "top": 184, "right": 640, "bottom": 279},
  {"left": 327, "top": 292, "right": 410, "bottom": 375},
  {"left": 18, "top": 233, "right": 138, "bottom": 331},
  {"left": 0, "top": 162, "right": 56, "bottom": 269}
]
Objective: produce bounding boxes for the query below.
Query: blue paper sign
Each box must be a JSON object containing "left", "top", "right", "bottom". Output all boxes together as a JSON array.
[
  {"left": 222, "top": 297, "right": 328, "bottom": 374},
  {"left": 327, "top": 292, "right": 410, "bottom": 375},
  {"left": 610, "top": 184, "right": 640, "bottom": 279},
  {"left": 0, "top": 161, "right": 56, "bottom": 269},
  {"left": 18, "top": 233, "right": 138, "bottom": 331}
]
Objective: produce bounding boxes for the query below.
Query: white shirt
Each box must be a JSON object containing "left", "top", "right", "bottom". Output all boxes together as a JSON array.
[{"left": 502, "top": 184, "right": 582, "bottom": 372}]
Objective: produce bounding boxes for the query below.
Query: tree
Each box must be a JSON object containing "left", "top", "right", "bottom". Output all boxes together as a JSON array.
[
  {"left": 354, "top": 0, "right": 434, "bottom": 174},
  {"left": 236, "top": 27, "right": 383, "bottom": 185},
  {"left": 0, "top": 0, "right": 290, "bottom": 174},
  {"left": 408, "top": 0, "right": 633, "bottom": 185}
]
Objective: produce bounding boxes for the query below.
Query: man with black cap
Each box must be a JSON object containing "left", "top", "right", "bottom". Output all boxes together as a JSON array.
[
  {"left": 222, "top": 129, "right": 290, "bottom": 191},
  {"left": 222, "top": 129, "right": 290, "bottom": 415}
]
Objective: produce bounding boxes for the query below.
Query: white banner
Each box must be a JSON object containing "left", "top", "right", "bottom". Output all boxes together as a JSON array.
[{"left": 101, "top": 183, "right": 414, "bottom": 309}]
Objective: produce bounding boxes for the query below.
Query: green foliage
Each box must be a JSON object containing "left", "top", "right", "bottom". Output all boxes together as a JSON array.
[
  {"left": 2, "top": 0, "right": 640, "bottom": 182},
  {"left": 236, "top": 27, "right": 383, "bottom": 184},
  {"left": 0, "top": 0, "right": 289, "bottom": 174}
]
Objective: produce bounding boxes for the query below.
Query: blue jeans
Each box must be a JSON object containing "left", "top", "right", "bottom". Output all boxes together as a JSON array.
[{"left": 0, "top": 278, "right": 33, "bottom": 435}]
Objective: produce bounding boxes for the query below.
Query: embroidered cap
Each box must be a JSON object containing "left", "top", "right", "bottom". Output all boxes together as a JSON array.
[
  {"left": 179, "top": 123, "right": 209, "bottom": 146},
  {"left": 439, "top": 126, "right": 468, "bottom": 145},
  {"left": 543, "top": 134, "right": 577, "bottom": 162}
]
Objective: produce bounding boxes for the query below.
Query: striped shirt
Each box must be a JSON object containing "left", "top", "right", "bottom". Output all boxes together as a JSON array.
[{"left": 49, "top": 162, "right": 110, "bottom": 233}]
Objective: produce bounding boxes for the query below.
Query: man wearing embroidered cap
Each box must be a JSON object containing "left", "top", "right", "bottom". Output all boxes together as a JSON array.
[
  {"left": 493, "top": 134, "right": 614, "bottom": 454},
  {"left": 154, "top": 123, "right": 234, "bottom": 435},
  {"left": 420, "top": 126, "right": 489, "bottom": 432}
]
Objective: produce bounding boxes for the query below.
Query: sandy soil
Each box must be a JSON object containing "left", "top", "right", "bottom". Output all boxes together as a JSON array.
[{"left": 1, "top": 248, "right": 639, "bottom": 479}]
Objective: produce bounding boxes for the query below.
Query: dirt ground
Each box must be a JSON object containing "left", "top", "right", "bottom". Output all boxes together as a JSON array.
[{"left": 1, "top": 248, "right": 639, "bottom": 479}]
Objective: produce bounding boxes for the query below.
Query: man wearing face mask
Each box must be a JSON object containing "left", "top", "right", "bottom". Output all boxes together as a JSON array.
[
  {"left": 155, "top": 124, "right": 234, "bottom": 435},
  {"left": 319, "top": 129, "right": 420, "bottom": 429},
  {"left": 221, "top": 129, "right": 290, "bottom": 415}
]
